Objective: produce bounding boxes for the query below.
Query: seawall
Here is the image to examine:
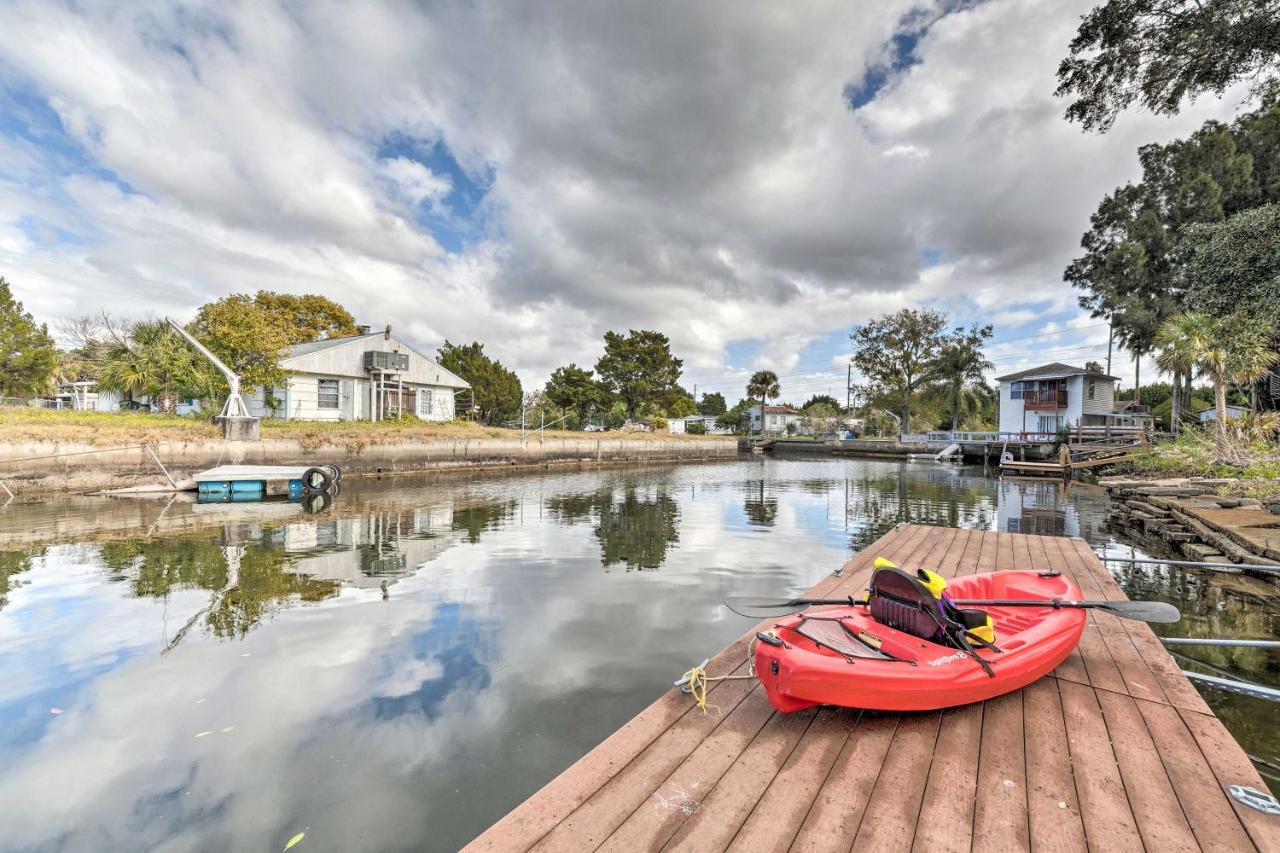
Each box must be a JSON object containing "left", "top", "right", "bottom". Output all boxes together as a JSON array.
[{"left": 0, "top": 435, "right": 739, "bottom": 494}]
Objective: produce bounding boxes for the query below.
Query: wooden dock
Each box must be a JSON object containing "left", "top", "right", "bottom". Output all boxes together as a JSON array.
[{"left": 464, "top": 524, "right": 1280, "bottom": 852}]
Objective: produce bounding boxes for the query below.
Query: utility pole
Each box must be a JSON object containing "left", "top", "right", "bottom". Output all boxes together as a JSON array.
[
  {"left": 846, "top": 364, "right": 852, "bottom": 412},
  {"left": 1105, "top": 319, "right": 1114, "bottom": 376}
]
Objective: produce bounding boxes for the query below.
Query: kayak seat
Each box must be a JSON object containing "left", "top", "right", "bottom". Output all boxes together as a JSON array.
[
  {"left": 867, "top": 566, "right": 949, "bottom": 642},
  {"left": 868, "top": 564, "right": 998, "bottom": 650}
]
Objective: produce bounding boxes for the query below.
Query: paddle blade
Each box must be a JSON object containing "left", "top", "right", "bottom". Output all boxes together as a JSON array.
[
  {"left": 723, "top": 597, "right": 814, "bottom": 618},
  {"left": 1099, "top": 600, "right": 1182, "bottom": 623}
]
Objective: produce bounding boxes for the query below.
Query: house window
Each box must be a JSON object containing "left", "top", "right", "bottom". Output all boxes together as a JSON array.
[
  {"left": 1010, "top": 381, "right": 1023, "bottom": 400},
  {"left": 1088, "top": 380, "right": 1095, "bottom": 400},
  {"left": 317, "top": 379, "right": 340, "bottom": 409},
  {"left": 416, "top": 389, "right": 434, "bottom": 418}
]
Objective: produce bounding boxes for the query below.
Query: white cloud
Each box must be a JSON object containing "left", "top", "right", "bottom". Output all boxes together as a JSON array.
[
  {"left": 0, "top": 0, "right": 1252, "bottom": 388},
  {"left": 378, "top": 157, "right": 451, "bottom": 207}
]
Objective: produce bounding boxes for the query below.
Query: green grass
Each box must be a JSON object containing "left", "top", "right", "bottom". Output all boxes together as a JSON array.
[{"left": 1127, "top": 429, "right": 1280, "bottom": 501}]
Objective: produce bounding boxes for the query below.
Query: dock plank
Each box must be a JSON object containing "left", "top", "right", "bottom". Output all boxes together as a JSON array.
[
  {"left": 462, "top": 525, "right": 1280, "bottom": 853},
  {"left": 787, "top": 712, "right": 898, "bottom": 852},
  {"left": 1022, "top": 678, "right": 1087, "bottom": 853},
  {"left": 1095, "top": 689, "right": 1198, "bottom": 851},
  {"left": 971, "top": 690, "right": 1029, "bottom": 851},
  {"left": 1138, "top": 699, "right": 1255, "bottom": 852},
  {"left": 661, "top": 708, "right": 818, "bottom": 852},
  {"left": 723, "top": 708, "right": 855, "bottom": 853},
  {"left": 1057, "top": 679, "right": 1143, "bottom": 851},
  {"left": 850, "top": 710, "right": 944, "bottom": 852}
]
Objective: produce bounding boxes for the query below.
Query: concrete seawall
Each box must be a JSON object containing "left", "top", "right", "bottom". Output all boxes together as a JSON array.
[{"left": 0, "top": 435, "right": 739, "bottom": 494}]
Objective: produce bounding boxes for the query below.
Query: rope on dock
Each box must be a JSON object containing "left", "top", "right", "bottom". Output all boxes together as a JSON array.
[{"left": 675, "top": 646, "right": 759, "bottom": 715}]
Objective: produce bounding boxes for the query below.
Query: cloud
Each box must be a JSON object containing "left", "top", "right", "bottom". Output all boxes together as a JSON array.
[{"left": 0, "top": 0, "right": 1251, "bottom": 390}]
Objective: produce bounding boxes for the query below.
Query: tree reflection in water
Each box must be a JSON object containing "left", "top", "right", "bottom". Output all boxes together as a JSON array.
[
  {"left": 100, "top": 534, "right": 341, "bottom": 644},
  {"left": 451, "top": 500, "right": 518, "bottom": 543},
  {"left": 743, "top": 479, "right": 778, "bottom": 526},
  {"left": 840, "top": 467, "right": 996, "bottom": 551},
  {"left": 0, "top": 548, "right": 40, "bottom": 610},
  {"left": 547, "top": 485, "right": 680, "bottom": 571}
]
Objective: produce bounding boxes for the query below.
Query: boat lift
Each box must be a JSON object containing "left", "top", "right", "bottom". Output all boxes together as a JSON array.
[{"left": 165, "top": 317, "right": 257, "bottom": 438}]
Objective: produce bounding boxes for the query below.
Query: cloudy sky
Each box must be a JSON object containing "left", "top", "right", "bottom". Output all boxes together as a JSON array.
[{"left": 0, "top": 0, "right": 1250, "bottom": 401}]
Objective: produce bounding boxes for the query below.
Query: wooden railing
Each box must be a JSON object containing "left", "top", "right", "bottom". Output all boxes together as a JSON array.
[{"left": 1022, "top": 389, "right": 1068, "bottom": 410}]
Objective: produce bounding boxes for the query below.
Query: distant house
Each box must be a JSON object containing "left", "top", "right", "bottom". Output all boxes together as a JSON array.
[
  {"left": 995, "top": 363, "right": 1151, "bottom": 434},
  {"left": 747, "top": 404, "right": 802, "bottom": 433},
  {"left": 245, "top": 327, "right": 469, "bottom": 421},
  {"left": 1197, "top": 405, "right": 1249, "bottom": 424},
  {"left": 55, "top": 381, "right": 201, "bottom": 415},
  {"left": 667, "top": 414, "right": 731, "bottom": 434}
]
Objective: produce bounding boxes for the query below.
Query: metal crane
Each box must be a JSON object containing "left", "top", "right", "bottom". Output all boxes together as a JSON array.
[{"left": 165, "top": 317, "right": 251, "bottom": 419}]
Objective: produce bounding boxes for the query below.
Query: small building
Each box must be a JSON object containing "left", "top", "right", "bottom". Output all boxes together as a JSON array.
[
  {"left": 246, "top": 327, "right": 469, "bottom": 421},
  {"left": 995, "top": 363, "right": 1149, "bottom": 434},
  {"left": 747, "top": 404, "right": 802, "bottom": 433},
  {"left": 1197, "top": 405, "right": 1249, "bottom": 424},
  {"left": 667, "top": 414, "right": 732, "bottom": 435},
  {"left": 54, "top": 381, "right": 201, "bottom": 415}
]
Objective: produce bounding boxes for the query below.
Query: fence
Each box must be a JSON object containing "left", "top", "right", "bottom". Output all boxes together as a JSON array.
[
  {"left": 909, "top": 427, "right": 1149, "bottom": 445},
  {"left": 0, "top": 397, "right": 76, "bottom": 410}
]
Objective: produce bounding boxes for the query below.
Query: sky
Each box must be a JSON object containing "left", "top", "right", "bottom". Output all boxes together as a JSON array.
[{"left": 0, "top": 0, "right": 1254, "bottom": 403}]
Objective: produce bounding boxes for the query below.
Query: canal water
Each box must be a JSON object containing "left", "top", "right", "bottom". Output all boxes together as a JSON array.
[{"left": 0, "top": 456, "right": 1274, "bottom": 852}]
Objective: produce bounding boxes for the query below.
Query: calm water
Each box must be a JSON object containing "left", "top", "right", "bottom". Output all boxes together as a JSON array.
[{"left": 0, "top": 456, "right": 1275, "bottom": 852}]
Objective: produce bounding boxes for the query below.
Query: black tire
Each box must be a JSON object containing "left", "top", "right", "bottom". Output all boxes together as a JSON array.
[
  {"left": 321, "top": 463, "right": 342, "bottom": 483},
  {"left": 301, "top": 491, "right": 333, "bottom": 514},
  {"left": 301, "top": 466, "right": 333, "bottom": 494}
]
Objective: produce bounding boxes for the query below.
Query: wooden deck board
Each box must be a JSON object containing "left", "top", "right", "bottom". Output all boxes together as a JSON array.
[{"left": 463, "top": 525, "right": 1280, "bottom": 853}]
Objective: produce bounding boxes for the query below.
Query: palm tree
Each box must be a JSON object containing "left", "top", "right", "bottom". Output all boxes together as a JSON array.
[
  {"left": 746, "top": 370, "right": 780, "bottom": 435},
  {"left": 1154, "top": 323, "right": 1197, "bottom": 436},
  {"left": 97, "top": 320, "right": 214, "bottom": 413},
  {"left": 931, "top": 325, "right": 994, "bottom": 431},
  {"left": 1155, "top": 312, "right": 1278, "bottom": 440}
]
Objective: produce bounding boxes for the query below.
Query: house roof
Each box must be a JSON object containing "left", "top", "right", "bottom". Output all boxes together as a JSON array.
[
  {"left": 995, "top": 362, "right": 1119, "bottom": 383},
  {"left": 280, "top": 331, "right": 469, "bottom": 388},
  {"left": 759, "top": 405, "right": 800, "bottom": 414},
  {"left": 284, "top": 333, "right": 383, "bottom": 359}
]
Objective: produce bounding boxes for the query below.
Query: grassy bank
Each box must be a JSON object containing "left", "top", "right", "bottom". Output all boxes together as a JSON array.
[
  {"left": 0, "top": 408, "right": 732, "bottom": 450},
  {"left": 1129, "top": 429, "right": 1280, "bottom": 501}
]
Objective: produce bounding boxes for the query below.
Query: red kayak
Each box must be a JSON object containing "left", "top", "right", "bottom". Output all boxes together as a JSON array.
[{"left": 753, "top": 569, "right": 1086, "bottom": 713}]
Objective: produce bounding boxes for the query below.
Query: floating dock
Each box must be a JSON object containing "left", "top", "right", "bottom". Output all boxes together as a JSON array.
[
  {"left": 464, "top": 524, "right": 1279, "bottom": 852},
  {"left": 192, "top": 464, "right": 328, "bottom": 501}
]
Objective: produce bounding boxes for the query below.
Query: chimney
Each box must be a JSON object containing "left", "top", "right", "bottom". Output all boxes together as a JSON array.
[{"left": 384, "top": 324, "right": 392, "bottom": 340}]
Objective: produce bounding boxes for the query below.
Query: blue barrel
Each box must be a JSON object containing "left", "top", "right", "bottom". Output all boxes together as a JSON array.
[
  {"left": 230, "top": 480, "right": 265, "bottom": 495},
  {"left": 198, "top": 481, "right": 231, "bottom": 499},
  {"left": 288, "top": 479, "right": 303, "bottom": 499}
]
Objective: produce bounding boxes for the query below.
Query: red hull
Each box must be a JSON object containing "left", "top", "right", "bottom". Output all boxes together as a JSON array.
[{"left": 754, "top": 570, "right": 1086, "bottom": 712}]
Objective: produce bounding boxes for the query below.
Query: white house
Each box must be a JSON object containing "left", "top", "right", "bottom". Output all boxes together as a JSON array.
[
  {"left": 246, "top": 327, "right": 469, "bottom": 421},
  {"left": 748, "top": 404, "right": 802, "bottom": 433},
  {"left": 667, "top": 414, "right": 732, "bottom": 434},
  {"left": 55, "top": 381, "right": 201, "bottom": 415},
  {"left": 995, "top": 363, "right": 1144, "bottom": 435}
]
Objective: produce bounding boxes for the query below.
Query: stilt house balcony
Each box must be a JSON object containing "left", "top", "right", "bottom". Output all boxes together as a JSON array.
[{"left": 1022, "top": 389, "right": 1068, "bottom": 410}]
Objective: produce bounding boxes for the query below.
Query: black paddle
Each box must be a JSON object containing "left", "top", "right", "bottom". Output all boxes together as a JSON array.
[{"left": 723, "top": 595, "right": 1180, "bottom": 623}]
